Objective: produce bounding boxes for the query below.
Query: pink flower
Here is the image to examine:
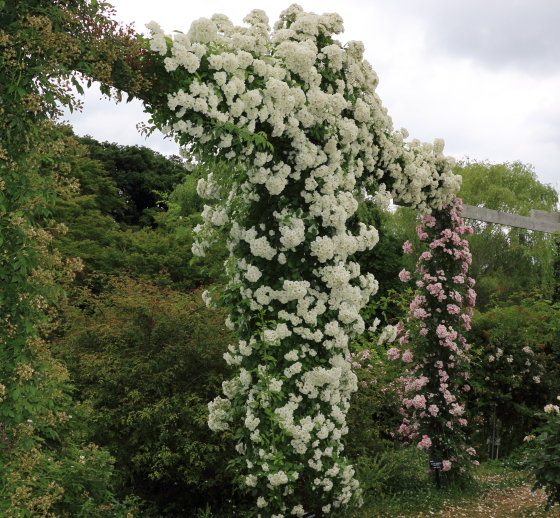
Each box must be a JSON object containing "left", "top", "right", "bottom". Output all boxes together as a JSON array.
[
  {"left": 387, "top": 348, "right": 400, "bottom": 361},
  {"left": 467, "top": 447, "right": 476, "bottom": 456},
  {"left": 420, "top": 251, "right": 432, "bottom": 261},
  {"left": 428, "top": 404, "right": 439, "bottom": 416},
  {"left": 473, "top": 460, "right": 480, "bottom": 466},
  {"left": 426, "top": 283, "right": 443, "bottom": 296},
  {"left": 403, "top": 240, "right": 413, "bottom": 254},
  {"left": 417, "top": 435, "right": 432, "bottom": 450},
  {"left": 419, "top": 328, "right": 428, "bottom": 336},
  {"left": 402, "top": 349, "right": 413, "bottom": 363},
  {"left": 462, "top": 384, "right": 471, "bottom": 392},
  {"left": 452, "top": 275, "right": 464, "bottom": 284},
  {"left": 398, "top": 423, "right": 411, "bottom": 435},
  {"left": 416, "top": 225, "right": 429, "bottom": 240},
  {"left": 410, "top": 395, "right": 427, "bottom": 409},
  {"left": 422, "top": 214, "right": 437, "bottom": 228},
  {"left": 398, "top": 269, "right": 411, "bottom": 282},
  {"left": 442, "top": 460, "right": 452, "bottom": 471},
  {"left": 447, "top": 304, "right": 461, "bottom": 315}
]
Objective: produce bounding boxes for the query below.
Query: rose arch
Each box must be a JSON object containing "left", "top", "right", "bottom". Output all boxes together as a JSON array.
[{"left": 135, "top": 5, "right": 465, "bottom": 517}]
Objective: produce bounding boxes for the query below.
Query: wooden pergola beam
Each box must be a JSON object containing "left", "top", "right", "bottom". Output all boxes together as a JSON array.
[
  {"left": 392, "top": 201, "right": 560, "bottom": 234},
  {"left": 461, "top": 204, "right": 560, "bottom": 234}
]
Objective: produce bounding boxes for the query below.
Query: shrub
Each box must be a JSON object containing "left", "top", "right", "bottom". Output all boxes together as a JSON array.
[
  {"left": 51, "top": 276, "right": 244, "bottom": 517},
  {"left": 467, "top": 294, "right": 560, "bottom": 457},
  {"left": 524, "top": 401, "right": 560, "bottom": 509}
]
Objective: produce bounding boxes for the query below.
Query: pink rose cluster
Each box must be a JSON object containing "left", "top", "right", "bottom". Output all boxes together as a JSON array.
[{"left": 417, "top": 435, "right": 432, "bottom": 450}]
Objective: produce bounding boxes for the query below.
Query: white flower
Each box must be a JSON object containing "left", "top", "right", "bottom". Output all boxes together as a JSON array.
[
  {"left": 187, "top": 17, "right": 218, "bottom": 43},
  {"left": 245, "top": 264, "right": 262, "bottom": 282}
]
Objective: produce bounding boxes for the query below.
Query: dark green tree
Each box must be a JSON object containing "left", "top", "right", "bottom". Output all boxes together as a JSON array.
[{"left": 79, "top": 137, "right": 187, "bottom": 227}]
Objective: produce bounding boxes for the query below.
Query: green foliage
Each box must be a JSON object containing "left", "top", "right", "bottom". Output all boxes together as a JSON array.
[
  {"left": 524, "top": 407, "right": 560, "bottom": 509},
  {"left": 0, "top": 2, "right": 150, "bottom": 513},
  {"left": 51, "top": 276, "right": 245, "bottom": 517},
  {"left": 348, "top": 201, "right": 405, "bottom": 318},
  {"left": 351, "top": 447, "right": 479, "bottom": 518},
  {"left": 467, "top": 293, "right": 560, "bottom": 457},
  {"left": 344, "top": 357, "right": 403, "bottom": 460},
  {"left": 43, "top": 127, "right": 225, "bottom": 290}
]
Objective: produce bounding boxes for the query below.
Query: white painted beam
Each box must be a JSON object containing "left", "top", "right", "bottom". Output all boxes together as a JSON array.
[{"left": 461, "top": 204, "right": 560, "bottom": 234}]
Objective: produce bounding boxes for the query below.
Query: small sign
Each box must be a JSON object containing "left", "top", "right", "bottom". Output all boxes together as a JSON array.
[
  {"left": 429, "top": 459, "right": 443, "bottom": 470},
  {"left": 300, "top": 513, "right": 316, "bottom": 518}
]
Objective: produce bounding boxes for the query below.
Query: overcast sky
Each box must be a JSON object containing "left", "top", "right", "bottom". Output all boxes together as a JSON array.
[{"left": 64, "top": 0, "right": 560, "bottom": 189}]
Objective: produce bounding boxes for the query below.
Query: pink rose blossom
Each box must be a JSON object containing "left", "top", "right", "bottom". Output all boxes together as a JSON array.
[
  {"left": 422, "top": 214, "right": 437, "bottom": 227},
  {"left": 403, "top": 240, "right": 413, "bottom": 254},
  {"left": 398, "top": 269, "right": 411, "bottom": 282},
  {"left": 402, "top": 349, "right": 413, "bottom": 363},
  {"left": 416, "top": 225, "right": 429, "bottom": 240},
  {"left": 417, "top": 435, "right": 432, "bottom": 450},
  {"left": 387, "top": 348, "right": 400, "bottom": 361},
  {"left": 447, "top": 304, "right": 461, "bottom": 314}
]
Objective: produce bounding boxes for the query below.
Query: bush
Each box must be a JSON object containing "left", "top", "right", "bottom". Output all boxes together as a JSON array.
[
  {"left": 524, "top": 402, "right": 560, "bottom": 509},
  {"left": 51, "top": 276, "right": 246, "bottom": 517},
  {"left": 467, "top": 293, "right": 560, "bottom": 457}
]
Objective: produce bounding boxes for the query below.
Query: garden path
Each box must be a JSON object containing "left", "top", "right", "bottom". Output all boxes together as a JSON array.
[{"left": 411, "top": 474, "right": 560, "bottom": 518}]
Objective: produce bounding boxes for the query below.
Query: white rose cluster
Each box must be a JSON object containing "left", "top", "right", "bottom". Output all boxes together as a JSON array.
[{"left": 146, "top": 4, "right": 461, "bottom": 516}]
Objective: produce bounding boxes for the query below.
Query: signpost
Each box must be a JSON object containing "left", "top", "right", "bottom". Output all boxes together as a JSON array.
[{"left": 429, "top": 460, "right": 443, "bottom": 489}]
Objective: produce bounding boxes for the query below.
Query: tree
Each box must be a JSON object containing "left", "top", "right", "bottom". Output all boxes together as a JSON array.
[
  {"left": 79, "top": 137, "right": 187, "bottom": 227},
  {"left": 456, "top": 160, "right": 558, "bottom": 309},
  {"left": 0, "top": 1, "right": 147, "bottom": 514},
  {"left": 51, "top": 276, "right": 241, "bottom": 517},
  {"left": 467, "top": 292, "right": 560, "bottom": 457}
]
